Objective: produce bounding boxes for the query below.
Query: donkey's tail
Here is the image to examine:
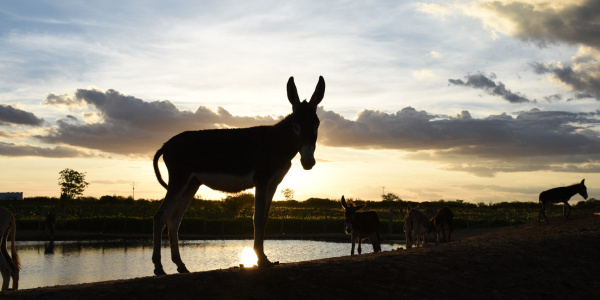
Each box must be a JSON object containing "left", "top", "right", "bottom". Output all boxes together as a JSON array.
[
  {"left": 153, "top": 147, "right": 168, "bottom": 189},
  {"left": 9, "top": 222, "right": 21, "bottom": 271}
]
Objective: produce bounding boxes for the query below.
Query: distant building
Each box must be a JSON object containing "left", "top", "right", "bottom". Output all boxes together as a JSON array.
[{"left": 0, "top": 192, "right": 23, "bottom": 201}]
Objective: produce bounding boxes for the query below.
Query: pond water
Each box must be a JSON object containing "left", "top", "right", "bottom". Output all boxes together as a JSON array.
[{"left": 17, "top": 239, "right": 404, "bottom": 290}]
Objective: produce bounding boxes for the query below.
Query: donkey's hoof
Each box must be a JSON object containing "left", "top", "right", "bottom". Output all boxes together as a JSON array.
[
  {"left": 177, "top": 266, "right": 190, "bottom": 273},
  {"left": 154, "top": 268, "right": 167, "bottom": 276},
  {"left": 257, "top": 259, "right": 279, "bottom": 267}
]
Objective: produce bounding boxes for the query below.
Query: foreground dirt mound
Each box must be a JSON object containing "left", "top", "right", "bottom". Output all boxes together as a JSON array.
[{"left": 4, "top": 213, "right": 600, "bottom": 299}]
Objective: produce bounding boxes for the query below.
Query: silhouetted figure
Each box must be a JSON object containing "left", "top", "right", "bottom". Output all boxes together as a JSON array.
[
  {"left": 45, "top": 213, "right": 56, "bottom": 242},
  {"left": 0, "top": 207, "right": 20, "bottom": 291},
  {"left": 341, "top": 196, "right": 381, "bottom": 255},
  {"left": 539, "top": 179, "right": 588, "bottom": 224},
  {"left": 151, "top": 76, "right": 325, "bottom": 275}
]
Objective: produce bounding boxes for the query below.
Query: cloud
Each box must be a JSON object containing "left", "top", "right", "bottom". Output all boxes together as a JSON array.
[
  {"left": 469, "top": 1, "right": 600, "bottom": 100},
  {"left": 413, "top": 69, "right": 436, "bottom": 80},
  {"left": 0, "top": 104, "right": 45, "bottom": 126},
  {"left": 448, "top": 73, "right": 532, "bottom": 103},
  {"left": 36, "top": 89, "right": 279, "bottom": 155},
  {"left": 0, "top": 142, "right": 91, "bottom": 158},
  {"left": 45, "top": 93, "right": 80, "bottom": 106},
  {"left": 479, "top": 0, "right": 600, "bottom": 48},
  {"left": 25, "top": 89, "right": 600, "bottom": 177},
  {"left": 318, "top": 106, "right": 600, "bottom": 176},
  {"left": 531, "top": 47, "right": 600, "bottom": 100}
]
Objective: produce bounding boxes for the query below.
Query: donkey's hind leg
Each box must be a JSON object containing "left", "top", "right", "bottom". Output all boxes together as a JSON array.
[
  {"left": 152, "top": 176, "right": 190, "bottom": 275},
  {"left": 563, "top": 202, "right": 572, "bottom": 219},
  {"left": 167, "top": 181, "right": 199, "bottom": 274}
]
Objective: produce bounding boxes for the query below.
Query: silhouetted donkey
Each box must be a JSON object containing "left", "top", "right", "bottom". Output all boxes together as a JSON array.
[
  {"left": 152, "top": 76, "right": 325, "bottom": 275},
  {"left": 404, "top": 205, "right": 429, "bottom": 249},
  {"left": 538, "top": 179, "right": 588, "bottom": 224},
  {"left": 45, "top": 213, "right": 56, "bottom": 242},
  {"left": 341, "top": 196, "right": 381, "bottom": 255},
  {"left": 0, "top": 207, "right": 20, "bottom": 291},
  {"left": 430, "top": 206, "right": 453, "bottom": 245}
]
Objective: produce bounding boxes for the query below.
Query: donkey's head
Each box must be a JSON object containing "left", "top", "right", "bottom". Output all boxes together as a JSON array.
[
  {"left": 579, "top": 179, "right": 588, "bottom": 200},
  {"left": 341, "top": 195, "right": 366, "bottom": 234},
  {"left": 287, "top": 76, "right": 325, "bottom": 170}
]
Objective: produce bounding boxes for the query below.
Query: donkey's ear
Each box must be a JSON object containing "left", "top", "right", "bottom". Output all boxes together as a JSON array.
[
  {"left": 287, "top": 76, "right": 301, "bottom": 106},
  {"left": 341, "top": 195, "right": 348, "bottom": 209},
  {"left": 356, "top": 204, "right": 366, "bottom": 211},
  {"left": 309, "top": 76, "right": 325, "bottom": 108},
  {"left": 581, "top": 179, "right": 585, "bottom": 185}
]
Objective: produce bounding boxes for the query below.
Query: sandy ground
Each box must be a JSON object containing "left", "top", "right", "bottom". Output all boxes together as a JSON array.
[{"left": 3, "top": 213, "right": 599, "bottom": 299}]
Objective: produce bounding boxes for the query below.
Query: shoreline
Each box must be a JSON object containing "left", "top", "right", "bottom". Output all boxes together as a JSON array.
[
  {"left": 3, "top": 214, "right": 598, "bottom": 299},
  {"left": 16, "top": 226, "right": 498, "bottom": 242}
]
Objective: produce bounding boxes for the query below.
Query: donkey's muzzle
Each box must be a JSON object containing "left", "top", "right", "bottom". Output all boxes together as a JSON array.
[
  {"left": 301, "top": 158, "right": 315, "bottom": 170},
  {"left": 300, "top": 146, "right": 316, "bottom": 170}
]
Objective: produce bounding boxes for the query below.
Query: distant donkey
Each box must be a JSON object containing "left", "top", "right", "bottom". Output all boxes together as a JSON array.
[
  {"left": 0, "top": 207, "right": 20, "bottom": 291},
  {"left": 430, "top": 207, "right": 453, "bottom": 245},
  {"left": 404, "top": 205, "right": 429, "bottom": 249},
  {"left": 538, "top": 179, "right": 588, "bottom": 224},
  {"left": 341, "top": 196, "right": 381, "bottom": 255},
  {"left": 152, "top": 76, "right": 325, "bottom": 275},
  {"left": 45, "top": 213, "right": 56, "bottom": 242}
]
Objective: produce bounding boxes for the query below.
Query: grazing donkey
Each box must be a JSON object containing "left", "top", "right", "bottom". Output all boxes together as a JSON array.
[
  {"left": 340, "top": 196, "right": 381, "bottom": 255},
  {"left": 538, "top": 179, "right": 588, "bottom": 224},
  {"left": 0, "top": 207, "right": 20, "bottom": 291},
  {"left": 404, "top": 205, "right": 429, "bottom": 249},
  {"left": 430, "top": 207, "right": 453, "bottom": 245},
  {"left": 152, "top": 76, "right": 325, "bottom": 275}
]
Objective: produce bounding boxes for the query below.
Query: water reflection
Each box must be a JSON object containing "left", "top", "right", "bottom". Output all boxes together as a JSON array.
[{"left": 17, "top": 239, "right": 403, "bottom": 290}]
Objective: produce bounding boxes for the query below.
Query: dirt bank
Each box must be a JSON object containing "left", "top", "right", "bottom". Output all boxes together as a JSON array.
[{"left": 4, "top": 213, "right": 599, "bottom": 299}]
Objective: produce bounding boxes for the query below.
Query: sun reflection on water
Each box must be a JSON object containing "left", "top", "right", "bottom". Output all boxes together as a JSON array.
[{"left": 240, "top": 247, "right": 258, "bottom": 267}]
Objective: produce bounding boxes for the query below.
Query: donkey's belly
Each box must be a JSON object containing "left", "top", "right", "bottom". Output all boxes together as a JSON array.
[{"left": 193, "top": 172, "right": 255, "bottom": 193}]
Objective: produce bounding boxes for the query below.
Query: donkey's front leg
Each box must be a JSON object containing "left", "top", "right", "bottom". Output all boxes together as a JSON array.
[
  {"left": 253, "top": 167, "right": 289, "bottom": 267},
  {"left": 357, "top": 237, "right": 362, "bottom": 255},
  {"left": 253, "top": 182, "right": 276, "bottom": 267},
  {"left": 563, "top": 202, "right": 572, "bottom": 219}
]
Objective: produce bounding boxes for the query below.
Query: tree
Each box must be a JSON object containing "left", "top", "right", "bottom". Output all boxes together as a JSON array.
[
  {"left": 221, "top": 193, "right": 254, "bottom": 217},
  {"left": 382, "top": 193, "right": 401, "bottom": 202},
  {"left": 281, "top": 188, "right": 294, "bottom": 201},
  {"left": 58, "top": 168, "right": 89, "bottom": 200}
]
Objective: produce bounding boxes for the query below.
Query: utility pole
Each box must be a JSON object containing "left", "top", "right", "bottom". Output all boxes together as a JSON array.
[{"left": 131, "top": 182, "right": 137, "bottom": 200}]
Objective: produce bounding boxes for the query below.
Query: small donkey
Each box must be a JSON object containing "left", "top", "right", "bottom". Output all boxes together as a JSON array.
[
  {"left": 341, "top": 196, "right": 381, "bottom": 255},
  {"left": 538, "top": 179, "right": 588, "bottom": 224}
]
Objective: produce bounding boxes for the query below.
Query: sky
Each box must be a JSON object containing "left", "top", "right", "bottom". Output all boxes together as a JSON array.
[{"left": 1, "top": 0, "right": 599, "bottom": 204}]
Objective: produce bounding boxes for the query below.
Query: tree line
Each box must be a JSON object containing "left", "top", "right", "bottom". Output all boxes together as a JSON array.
[{"left": 2, "top": 192, "right": 599, "bottom": 237}]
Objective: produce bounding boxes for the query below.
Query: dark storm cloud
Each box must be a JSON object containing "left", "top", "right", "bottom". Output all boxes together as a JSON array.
[
  {"left": 0, "top": 104, "right": 44, "bottom": 126},
  {"left": 30, "top": 88, "right": 600, "bottom": 177},
  {"left": 532, "top": 61, "right": 600, "bottom": 100},
  {"left": 448, "top": 73, "right": 531, "bottom": 103},
  {"left": 483, "top": 0, "right": 600, "bottom": 48},
  {"left": 36, "top": 89, "right": 278, "bottom": 155},
  {"left": 318, "top": 106, "right": 600, "bottom": 177}
]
